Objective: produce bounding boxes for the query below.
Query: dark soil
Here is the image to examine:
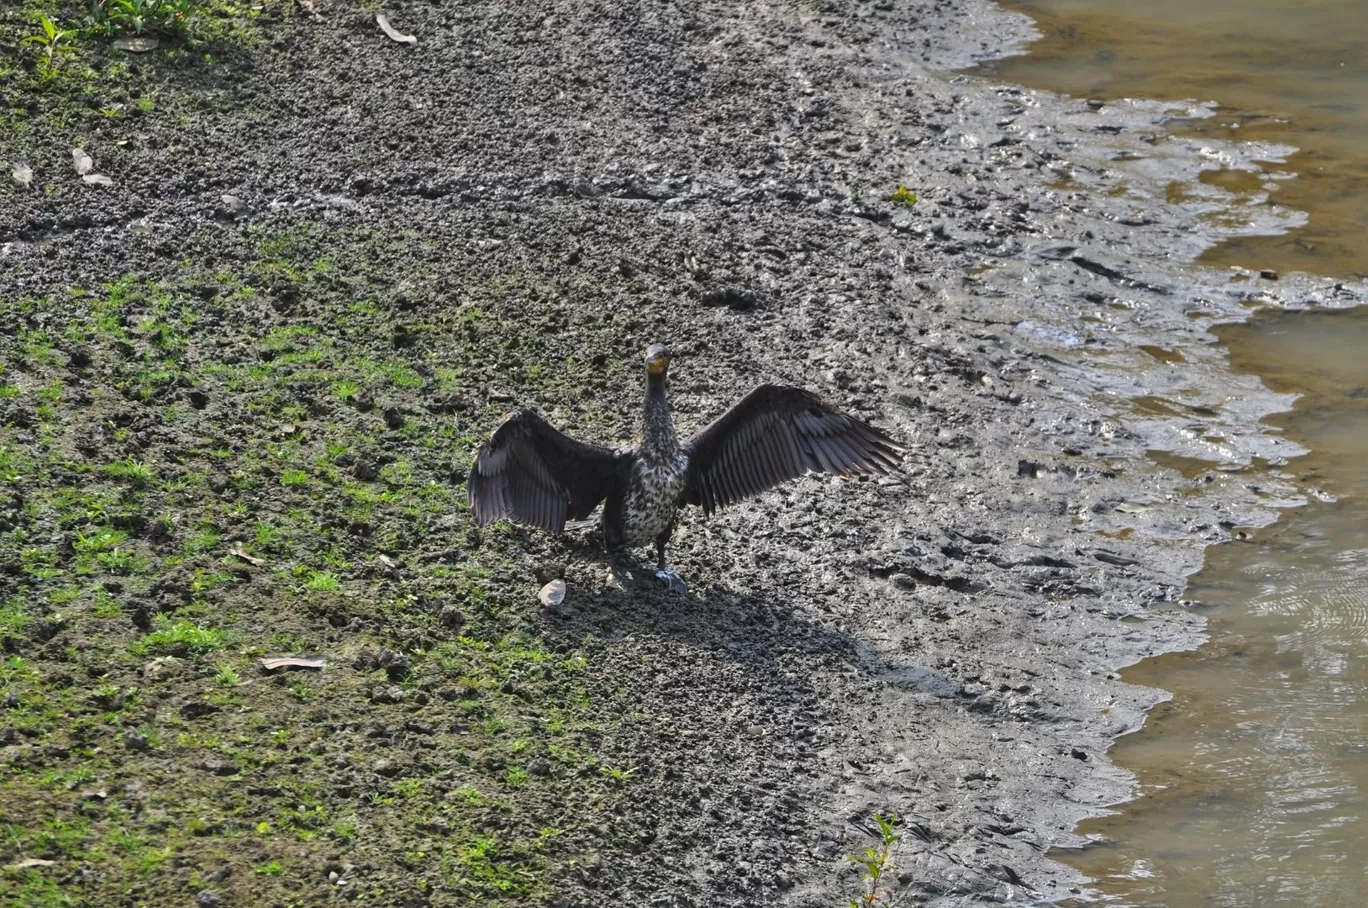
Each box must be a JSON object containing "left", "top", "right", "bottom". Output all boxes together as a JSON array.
[{"left": 2, "top": 1, "right": 1364, "bottom": 907}]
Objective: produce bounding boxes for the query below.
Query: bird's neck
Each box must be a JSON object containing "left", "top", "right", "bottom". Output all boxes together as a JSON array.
[{"left": 640, "top": 373, "right": 679, "bottom": 463}]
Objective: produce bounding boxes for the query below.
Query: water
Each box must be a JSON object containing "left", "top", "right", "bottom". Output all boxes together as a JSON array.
[
  {"left": 1065, "top": 309, "right": 1368, "bottom": 906},
  {"left": 972, "top": 2, "right": 1368, "bottom": 905},
  {"left": 979, "top": 0, "right": 1368, "bottom": 281}
]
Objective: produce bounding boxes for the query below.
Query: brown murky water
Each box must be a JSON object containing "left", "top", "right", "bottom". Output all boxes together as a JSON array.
[
  {"left": 979, "top": 0, "right": 1368, "bottom": 281},
  {"left": 974, "top": 2, "right": 1368, "bottom": 905},
  {"left": 1063, "top": 309, "right": 1368, "bottom": 906}
]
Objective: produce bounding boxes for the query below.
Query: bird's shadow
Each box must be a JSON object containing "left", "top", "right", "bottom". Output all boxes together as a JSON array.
[{"left": 540, "top": 534, "right": 962, "bottom": 700}]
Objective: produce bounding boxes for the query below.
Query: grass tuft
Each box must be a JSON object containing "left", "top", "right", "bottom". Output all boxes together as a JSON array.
[{"left": 134, "top": 615, "right": 224, "bottom": 655}]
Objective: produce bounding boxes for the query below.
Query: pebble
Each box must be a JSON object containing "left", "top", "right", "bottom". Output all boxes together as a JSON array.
[
  {"left": 538, "top": 579, "right": 567, "bottom": 606},
  {"left": 371, "top": 685, "right": 405, "bottom": 704}
]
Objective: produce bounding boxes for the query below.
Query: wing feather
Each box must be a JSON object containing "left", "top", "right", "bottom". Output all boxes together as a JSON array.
[
  {"left": 683, "top": 385, "right": 905, "bottom": 516},
  {"left": 468, "top": 409, "right": 622, "bottom": 533}
]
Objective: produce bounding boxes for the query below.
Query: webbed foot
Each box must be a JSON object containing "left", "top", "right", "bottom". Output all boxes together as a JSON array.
[{"left": 653, "top": 568, "right": 688, "bottom": 596}]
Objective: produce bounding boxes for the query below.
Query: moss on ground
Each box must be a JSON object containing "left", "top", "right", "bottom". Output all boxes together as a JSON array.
[
  {"left": 0, "top": 220, "right": 646, "bottom": 905},
  {"left": 1, "top": 0, "right": 275, "bottom": 144}
]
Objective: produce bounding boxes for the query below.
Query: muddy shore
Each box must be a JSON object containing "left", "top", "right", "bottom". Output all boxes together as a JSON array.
[{"left": 3, "top": 1, "right": 1366, "bottom": 906}]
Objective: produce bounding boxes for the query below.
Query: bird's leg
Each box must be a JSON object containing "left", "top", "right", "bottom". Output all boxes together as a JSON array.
[
  {"left": 607, "top": 549, "right": 640, "bottom": 590},
  {"left": 652, "top": 530, "right": 688, "bottom": 596}
]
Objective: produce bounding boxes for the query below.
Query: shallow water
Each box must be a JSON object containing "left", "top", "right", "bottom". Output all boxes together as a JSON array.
[
  {"left": 973, "top": 1, "right": 1368, "bottom": 905},
  {"left": 1064, "top": 308, "right": 1368, "bottom": 906},
  {"left": 978, "top": 0, "right": 1368, "bottom": 281}
]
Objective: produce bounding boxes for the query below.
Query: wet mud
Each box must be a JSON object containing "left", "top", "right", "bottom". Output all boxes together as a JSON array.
[{"left": 1, "top": 1, "right": 1365, "bottom": 906}]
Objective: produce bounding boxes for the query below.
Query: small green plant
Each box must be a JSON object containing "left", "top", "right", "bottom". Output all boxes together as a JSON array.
[
  {"left": 254, "top": 521, "right": 281, "bottom": 548},
  {"left": 184, "top": 526, "right": 220, "bottom": 554},
  {"left": 135, "top": 615, "right": 223, "bottom": 655},
  {"left": 90, "top": 0, "right": 198, "bottom": 38},
  {"left": 252, "top": 859, "right": 284, "bottom": 876},
  {"left": 453, "top": 784, "right": 483, "bottom": 807},
  {"left": 103, "top": 456, "right": 155, "bottom": 487},
  {"left": 848, "top": 812, "right": 901, "bottom": 908},
  {"left": 1, "top": 597, "right": 30, "bottom": 643},
  {"left": 305, "top": 570, "right": 340, "bottom": 592},
  {"left": 91, "top": 587, "right": 122, "bottom": 619},
  {"left": 393, "top": 778, "right": 423, "bottom": 798},
  {"left": 600, "top": 765, "right": 634, "bottom": 784},
  {"left": 22, "top": 16, "right": 77, "bottom": 81},
  {"left": 74, "top": 528, "right": 129, "bottom": 555},
  {"left": 889, "top": 185, "right": 918, "bottom": 207},
  {"left": 213, "top": 665, "right": 240, "bottom": 686},
  {"left": 97, "top": 547, "right": 139, "bottom": 574}
]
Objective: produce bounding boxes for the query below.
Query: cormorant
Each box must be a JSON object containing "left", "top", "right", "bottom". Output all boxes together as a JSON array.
[{"left": 467, "top": 344, "right": 904, "bottom": 594}]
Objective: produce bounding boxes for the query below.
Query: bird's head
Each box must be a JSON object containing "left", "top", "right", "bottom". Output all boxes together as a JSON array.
[{"left": 644, "top": 343, "right": 671, "bottom": 377}]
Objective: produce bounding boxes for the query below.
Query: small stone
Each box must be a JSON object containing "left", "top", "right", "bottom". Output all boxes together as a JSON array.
[
  {"left": 122, "top": 728, "right": 150, "bottom": 751},
  {"left": 352, "top": 461, "right": 378, "bottom": 481},
  {"left": 889, "top": 573, "right": 917, "bottom": 591},
  {"left": 538, "top": 579, "right": 567, "bottom": 607},
  {"left": 195, "top": 891, "right": 222, "bottom": 907},
  {"left": 376, "top": 648, "right": 411, "bottom": 679},
  {"left": 1260, "top": 269, "right": 1279, "bottom": 280},
  {"left": 438, "top": 605, "right": 465, "bottom": 629},
  {"left": 371, "top": 685, "right": 405, "bottom": 704}
]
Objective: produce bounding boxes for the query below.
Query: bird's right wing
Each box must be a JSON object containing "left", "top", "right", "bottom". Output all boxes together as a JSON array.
[{"left": 467, "top": 409, "right": 623, "bottom": 533}]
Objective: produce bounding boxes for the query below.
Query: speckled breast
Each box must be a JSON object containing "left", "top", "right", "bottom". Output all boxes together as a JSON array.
[{"left": 620, "top": 454, "right": 688, "bottom": 547}]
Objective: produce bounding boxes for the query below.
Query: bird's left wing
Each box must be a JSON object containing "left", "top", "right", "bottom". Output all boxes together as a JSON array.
[
  {"left": 682, "top": 384, "right": 904, "bottom": 516},
  {"left": 468, "top": 409, "right": 624, "bottom": 533}
]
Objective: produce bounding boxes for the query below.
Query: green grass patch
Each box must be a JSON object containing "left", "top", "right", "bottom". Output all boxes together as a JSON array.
[
  {"left": 133, "top": 615, "right": 223, "bottom": 656},
  {"left": 101, "top": 457, "right": 154, "bottom": 487}
]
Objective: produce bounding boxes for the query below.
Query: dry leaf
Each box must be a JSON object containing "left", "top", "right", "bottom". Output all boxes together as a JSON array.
[
  {"left": 376, "top": 14, "right": 417, "bottom": 45},
  {"left": 298, "top": 0, "right": 323, "bottom": 21},
  {"left": 11, "top": 162, "right": 32, "bottom": 187},
  {"left": 113, "top": 35, "right": 159, "bottom": 53},
  {"left": 260, "top": 656, "right": 326, "bottom": 672},
  {"left": 83, "top": 174, "right": 114, "bottom": 186},
  {"left": 229, "top": 545, "right": 264, "bottom": 566},
  {"left": 538, "top": 579, "right": 567, "bottom": 607},
  {"left": 72, "top": 148, "right": 93, "bottom": 175}
]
